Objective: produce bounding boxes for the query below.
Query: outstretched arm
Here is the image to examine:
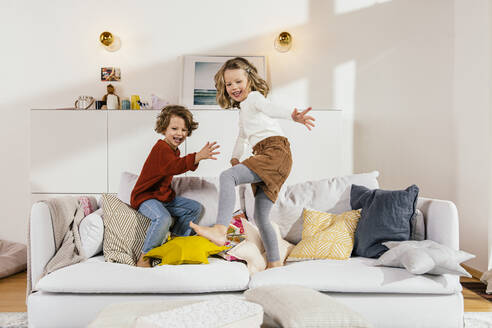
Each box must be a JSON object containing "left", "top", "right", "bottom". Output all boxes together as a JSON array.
[
  {"left": 291, "top": 107, "right": 316, "bottom": 130},
  {"left": 231, "top": 120, "right": 248, "bottom": 165},
  {"left": 195, "top": 141, "right": 220, "bottom": 164}
]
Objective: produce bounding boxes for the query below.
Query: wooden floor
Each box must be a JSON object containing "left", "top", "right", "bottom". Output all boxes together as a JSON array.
[
  {"left": 0, "top": 271, "right": 27, "bottom": 312},
  {"left": 1, "top": 271, "right": 492, "bottom": 313}
]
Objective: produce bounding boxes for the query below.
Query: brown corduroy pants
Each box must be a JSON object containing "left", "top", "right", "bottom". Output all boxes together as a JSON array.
[{"left": 242, "top": 136, "right": 293, "bottom": 202}]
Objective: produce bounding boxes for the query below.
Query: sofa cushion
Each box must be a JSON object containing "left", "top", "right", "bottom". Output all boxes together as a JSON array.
[
  {"left": 245, "top": 285, "right": 372, "bottom": 328},
  {"left": 227, "top": 218, "right": 294, "bottom": 274},
  {"left": 350, "top": 184, "right": 419, "bottom": 258},
  {"left": 101, "top": 194, "right": 149, "bottom": 266},
  {"left": 249, "top": 257, "right": 461, "bottom": 295},
  {"left": 117, "top": 171, "right": 139, "bottom": 205},
  {"left": 144, "top": 236, "right": 230, "bottom": 265},
  {"left": 287, "top": 209, "right": 361, "bottom": 261},
  {"left": 79, "top": 208, "right": 104, "bottom": 258},
  {"left": 376, "top": 240, "right": 475, "bottom": 277},
  {"left": 218, "top": 210, "right": 247, "bottom": 262},
  {"left": 245, "top": 171, "right": 379, "bottom": 243},
  {"left": 35, "top": 256, "right": 250, "bottom": 294}
]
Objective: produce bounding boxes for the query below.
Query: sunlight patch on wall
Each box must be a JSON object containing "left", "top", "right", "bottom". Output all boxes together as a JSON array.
[
  {"left": 334, "top": 0, "right": 392, "bottom": 15},
  {"left": 333, "top": 60, "right": 356, "bottom": 174},
  {"left": 270, "top": 78, "right": 309, "bottom": 108}
]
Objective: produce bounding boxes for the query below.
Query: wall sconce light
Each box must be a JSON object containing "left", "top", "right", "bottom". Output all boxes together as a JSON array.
[
  {"left": 99, "top": 31, "right": 121, "bottom": 52},
  {"left": 274, "top": 32, "right": 292, "bottom": 53}
]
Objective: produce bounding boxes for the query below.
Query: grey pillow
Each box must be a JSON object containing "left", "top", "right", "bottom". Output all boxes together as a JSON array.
[
  {"left": 350, "top": 184, "right": 419, "bottom": 258},
  {"left": 411, "top": 209, "right": 425, "bottom": 241}
]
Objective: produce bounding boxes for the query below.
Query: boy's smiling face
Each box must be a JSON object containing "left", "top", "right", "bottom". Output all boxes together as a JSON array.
[
  {"left": 224, "top": 68, "right": 250, "bottom": 103},
  {"left": 163, "top": 115, "right": 188, "bottom": 149}
]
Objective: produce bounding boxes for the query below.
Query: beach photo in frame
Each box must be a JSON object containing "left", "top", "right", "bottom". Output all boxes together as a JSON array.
[{"left": 181, "top": 55, "right": 266, "bottom": 110}]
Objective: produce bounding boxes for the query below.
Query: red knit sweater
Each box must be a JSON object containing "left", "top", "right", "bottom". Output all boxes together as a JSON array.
[{"left": 130, "top": 139, "right": 198, "bottom": 209}]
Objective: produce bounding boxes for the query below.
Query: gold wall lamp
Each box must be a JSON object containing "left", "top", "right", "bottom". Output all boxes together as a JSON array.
[
  {"left": 274, "top": 32, "right": 292, "bottom": 53},
  {"left": 100, "top": 31, "right": 121, "bottom": 52}
]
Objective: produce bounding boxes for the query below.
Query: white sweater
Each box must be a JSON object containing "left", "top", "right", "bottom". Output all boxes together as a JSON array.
[{"left": 231, "top": 91, "right": 292, "bottom": 160}]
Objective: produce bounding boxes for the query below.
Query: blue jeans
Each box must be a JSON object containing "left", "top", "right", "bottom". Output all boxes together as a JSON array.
[{"left": 138, "top": 197, "right": 203, "bottom": 253}]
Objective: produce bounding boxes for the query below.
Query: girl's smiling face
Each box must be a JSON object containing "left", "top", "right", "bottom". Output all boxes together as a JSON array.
[
  {"left": 224, "top": 68, "right": 250, "bottom": 103},
  {"left": 163, "top": 115, "right": 188, "bottom": 149}
]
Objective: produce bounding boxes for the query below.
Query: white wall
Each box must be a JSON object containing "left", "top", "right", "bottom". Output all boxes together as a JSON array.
[
  {"left": 453, "top": 0, "right": 491, "bottom": 272},
  {"left": 351, "top": 0, "right": 491, "bottom": 272},
  {"left": 0, "top": 0, "right": 490, "bottom": 273},
  {"left": 0, "top": 0, "right": 323, "bottom": 244}
]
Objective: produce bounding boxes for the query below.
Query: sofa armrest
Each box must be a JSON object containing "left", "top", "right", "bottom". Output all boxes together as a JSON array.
[
  {"left": 30, "top": 202, "right": 55, "bottom": 289},
  {"left": 416, "top": 197, "right": 459, "bottom": 250}
]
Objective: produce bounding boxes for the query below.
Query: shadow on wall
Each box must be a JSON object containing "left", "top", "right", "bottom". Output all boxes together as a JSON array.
[{"left": 11, "top": 0, "right": 456, "bottom": 200}]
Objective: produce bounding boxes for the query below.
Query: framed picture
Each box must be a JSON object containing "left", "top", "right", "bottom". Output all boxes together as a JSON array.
[
  {"left": 101, "top": 67, "right": 121, "bottom": 81},
  {"left": 181, "top": 55, "right": 266, "bottom": 110}
]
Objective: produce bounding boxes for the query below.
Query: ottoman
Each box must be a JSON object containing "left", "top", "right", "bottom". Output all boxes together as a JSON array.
[{"left": 88, "top": 296, "right": 263, "bottom": 328}]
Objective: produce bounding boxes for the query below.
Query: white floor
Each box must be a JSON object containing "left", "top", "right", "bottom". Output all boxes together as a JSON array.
[{"left": 1, "top": 312, "right": 491, "bottom": 327}]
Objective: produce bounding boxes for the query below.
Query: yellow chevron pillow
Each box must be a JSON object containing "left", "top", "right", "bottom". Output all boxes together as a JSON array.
[{"left": 287, "top": 209, "right": 361, "bottom": 261}]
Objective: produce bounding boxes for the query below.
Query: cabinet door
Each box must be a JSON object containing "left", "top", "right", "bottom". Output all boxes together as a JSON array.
[
  {"left": 279, "top": 110, "right": 342, "bottom": 185},
  {"left": 107, "top": 111, "right": 163, "bottom": 193},
  {"left": 30, "top": 110, "right": 107, "bottom": 193},
  {"left": 185, "top": 110, "right": 243, "bottom": 177},
  {"left": 186, "top": 110, "right": 343, "bottom": 185}
]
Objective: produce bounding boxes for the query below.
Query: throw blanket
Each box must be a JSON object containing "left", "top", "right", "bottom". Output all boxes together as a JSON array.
[{"left": 27, "top": 196, "right": 96, "bottom": 295}]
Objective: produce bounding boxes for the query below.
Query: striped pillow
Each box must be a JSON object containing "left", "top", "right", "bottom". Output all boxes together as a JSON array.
[
  {"left": 101, "top": 194, "right": 150, "bottom": 266},
  {"left": 287, "top": 209, "right": 361, "bottom": 261}
]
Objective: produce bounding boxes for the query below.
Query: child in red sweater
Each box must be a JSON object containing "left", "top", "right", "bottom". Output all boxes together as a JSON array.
[{"left": 130, "top": 105, "right": 220, "bottom": 267}]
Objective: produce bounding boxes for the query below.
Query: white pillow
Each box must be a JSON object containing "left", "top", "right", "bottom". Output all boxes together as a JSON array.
[
  {"left": 376, "top": 240, "right": 475, "bottom": 277},
  {"left": 227, "top": 218, "right": 294, "bottom": 274},
  {"left": 244, "top": 285, "right": 372, "bottom": 328},
  {"left": 117, "top": 172, "right": 241, "bottom": 227},
  {"left": 117, "top": 172, "right": 139, "bottom": 205},
  {"left": 245, "top": 171, "right": 380, "bottom": 243},
  {"left": 79, "top": 208, "right": 104, "bottom": 258}
]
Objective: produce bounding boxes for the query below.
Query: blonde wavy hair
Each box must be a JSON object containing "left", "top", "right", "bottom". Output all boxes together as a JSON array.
[
  {"left": 214, "top": 57, "right": 269, "bottom": 109},
  {"left": 155, "top": 105, "right": 198, "bottom": 136}
]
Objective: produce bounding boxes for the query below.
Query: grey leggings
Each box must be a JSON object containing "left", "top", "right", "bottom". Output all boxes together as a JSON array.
[{"left": 216, "top": 164, "right": 279, "bottom": 262}]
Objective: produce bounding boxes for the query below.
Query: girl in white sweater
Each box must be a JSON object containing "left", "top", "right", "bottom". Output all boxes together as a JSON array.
[{"left": 190, "top": 57, "right": 314, "bottom": 268}]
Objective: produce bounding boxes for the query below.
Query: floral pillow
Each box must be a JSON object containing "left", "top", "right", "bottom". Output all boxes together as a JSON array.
[{"left": 218, "top": 210, "right": 247, "bottom": 261}]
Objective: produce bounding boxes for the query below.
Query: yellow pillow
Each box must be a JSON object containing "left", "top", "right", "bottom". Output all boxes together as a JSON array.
[
  {"left": 144, "top": 236, "right": 230, "bottom": 265},
  {"left": 287, "top": 209, "right": 361, "bottom": 261}
]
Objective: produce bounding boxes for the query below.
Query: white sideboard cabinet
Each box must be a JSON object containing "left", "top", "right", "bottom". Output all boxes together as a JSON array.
[
  {"left": 31, "top": 110, "right": 108, "bottom": 194},
  {"left": 31, "top": 109, "right": 344, "bottom": 196}
]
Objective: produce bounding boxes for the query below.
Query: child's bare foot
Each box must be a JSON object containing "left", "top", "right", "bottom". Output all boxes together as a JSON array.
[
  {"left": 266, "top": 261, "right": 283, "bottom": 269},
  {"left": 190, "top": 222, "right": 228, "bottom": 246},
  {"left": 136, "top": 254, "right": 151, "bottom": 268}
]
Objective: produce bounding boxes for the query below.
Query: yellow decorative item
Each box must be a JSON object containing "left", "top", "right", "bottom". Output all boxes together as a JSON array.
[
  {"left": 274, "top": 32, "right": 293, "bottom": 53},
  {"left": 144, "top": 236, "right": 230, "bottom": 265},
  {"left": 287, "top": 209, "right": 361, "bottom": 261},
  {"left": 100, "top": 31, "right": 114, "bottom": 46},
  {"left": 99, "top": 31, "right": 121, "bottom": 52}
]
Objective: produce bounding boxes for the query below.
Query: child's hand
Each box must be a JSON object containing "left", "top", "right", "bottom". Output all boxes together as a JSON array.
[
  {"left": 230, "top": 158, "right": 240, "bottom": 166},
  {"left": 195, "top": 142, "right": 220, "bottom": 163},
  {"left": 291, "top": 107, "right": 316, "bottom": 130}
]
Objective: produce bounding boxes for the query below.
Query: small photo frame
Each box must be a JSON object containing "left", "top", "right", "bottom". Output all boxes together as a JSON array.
[
  {"left": 101, "top": 67, "right": 121, "bottom": 82},
  {"left": 181, "top": 55, "right": 266, "bottom": 110}
]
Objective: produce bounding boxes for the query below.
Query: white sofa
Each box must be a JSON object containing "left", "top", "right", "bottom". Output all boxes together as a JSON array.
[{"left": 28, "top": 172, "right": 464, "bottom": 328}]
